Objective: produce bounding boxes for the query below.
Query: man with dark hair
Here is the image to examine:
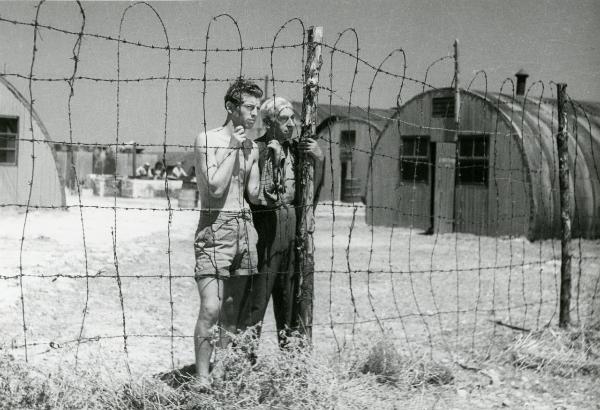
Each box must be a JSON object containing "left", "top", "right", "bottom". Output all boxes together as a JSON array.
[
  {"left": 153, "top": 161, "right": 165, "bottom": 179},
  {"left": 223, "top": 79, "right": 264, "bottom": 123},
  {"left": 193, "top": 78, "right": 263, "bottom": 386},
  {"left": 245, "top": 96, "right": 324, "bottom": 348}
]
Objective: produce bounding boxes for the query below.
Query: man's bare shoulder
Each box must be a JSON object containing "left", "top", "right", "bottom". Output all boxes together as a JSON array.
[{"left": 195, "top": 126, "right": 229, "bottom": 149}]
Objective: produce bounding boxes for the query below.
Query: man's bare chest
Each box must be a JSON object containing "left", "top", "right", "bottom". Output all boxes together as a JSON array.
[{"left": 214, "top": 146, "right": 252, "bottom": 178}]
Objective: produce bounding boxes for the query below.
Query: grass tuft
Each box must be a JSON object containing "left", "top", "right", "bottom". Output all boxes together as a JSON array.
[
  {"left": 505, "top": 321, "right": 600, "bottom": 377},
  {"left": 354, "top": 338, "right": 454, "bottom": 388}
]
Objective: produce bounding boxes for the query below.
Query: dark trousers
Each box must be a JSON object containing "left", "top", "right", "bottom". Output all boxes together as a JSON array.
[{"left": 244, "top": 204, "right": 297, "bottom": 346}]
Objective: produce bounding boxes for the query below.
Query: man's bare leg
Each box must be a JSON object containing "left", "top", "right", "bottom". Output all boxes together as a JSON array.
[{"left": 194, "top": 276, "right": 224, "bottom": 382}]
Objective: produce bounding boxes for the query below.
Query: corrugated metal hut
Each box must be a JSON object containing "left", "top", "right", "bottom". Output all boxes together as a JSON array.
[
  {"left": 367, "top": 77, "right": 600, "bottom": 239},
  {"left": 0, "top": 76, "right": 65, "bottom": 208},
  {"left": 292, "top": 101, "right": 394, "bottom": 203}
]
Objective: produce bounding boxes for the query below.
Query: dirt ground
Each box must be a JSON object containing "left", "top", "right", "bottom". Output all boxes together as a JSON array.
[{"left": 1, "top": 190, "right": 599, "bottom": 408}]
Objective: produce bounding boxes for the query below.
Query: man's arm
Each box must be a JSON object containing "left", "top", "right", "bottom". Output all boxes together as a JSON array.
[
  {"left": 245, "top": 144, "right": 260, "bottom": 204},
  {"left": 194, "top": 130, "right": 241, "bottom": 198}
]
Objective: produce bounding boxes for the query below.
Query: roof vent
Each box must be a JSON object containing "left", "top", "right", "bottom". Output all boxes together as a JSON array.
[{"left": 515, "top": 68, "right": 529, "bottom": 96}]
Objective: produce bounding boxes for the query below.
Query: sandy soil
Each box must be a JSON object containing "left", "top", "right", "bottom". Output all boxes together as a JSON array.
[{"left": 1, "top": 190, "right": 599, "bottom": 408}]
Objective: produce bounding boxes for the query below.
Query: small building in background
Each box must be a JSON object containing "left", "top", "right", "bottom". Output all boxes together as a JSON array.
[
  {"left": 291, "top": 102, "right": 394, "bottom": 203},
  {"left": 0, "top": 76, "right": 65, "bottom": 208},
  {"left": 367, "top": 73, "right": 600, "bottom": 240}
]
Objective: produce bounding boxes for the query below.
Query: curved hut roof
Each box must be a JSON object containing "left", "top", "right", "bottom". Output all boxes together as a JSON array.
[
  {"left": 471, "top": 90, "right": 600, "bottom": 238},
  {"left": 0, "top": 75, "right": 66, "bottom": 207},
  {"left": 291, "top": 101, "right": 394, "bottom": 134}
]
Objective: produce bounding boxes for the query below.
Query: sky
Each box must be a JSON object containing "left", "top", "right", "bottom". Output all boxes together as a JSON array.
[{"left": 0, "top": 0, "right": 598, "bottom": 149}]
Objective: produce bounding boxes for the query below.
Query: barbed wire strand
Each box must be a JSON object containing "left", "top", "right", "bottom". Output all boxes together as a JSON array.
[
  {"left": 16, "top": 0, "right": 48, "bottom": 363},
  {"left": 464, "top": 67, "right": 490, "bottom": 353},
  {"left": 366, "top": 49, "right": 409, "bottom": 335},
  {"left": 525, "top": 80, "right": 548, "bottom": 331},
  {"left": 65, "top": 1, "right": 92, "bottom": 368},
  {"left": 5, "top": 256, "right": 597, "bottom": 280},
  {"left": 324, "top": 27, "right": 360, "bottom": 353},
  {"left": 345, "top": 206, "right": 360, "bottom": 345},
  {"left": 136, "top": 1, "right": 177, "bottom": 370}
]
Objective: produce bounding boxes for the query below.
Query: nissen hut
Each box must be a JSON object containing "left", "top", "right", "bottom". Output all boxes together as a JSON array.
[
  {"left": 292, "top": 101, "right": 394, "bottom": 203},
  {"left": 367, "top": 72, "right": 600, "bottom": 240},
  {"left": 0, "top": 76, "right": 65, "bottom": 208}
]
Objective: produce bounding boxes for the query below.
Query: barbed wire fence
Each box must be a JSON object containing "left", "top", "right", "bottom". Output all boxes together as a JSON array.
[{"left": 1, "top": 0, "right": 599, "bottom": 378}]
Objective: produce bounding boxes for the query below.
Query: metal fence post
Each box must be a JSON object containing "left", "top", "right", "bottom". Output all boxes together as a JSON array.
[{"left": 557, "top": 83, "right": 572, "bottom": 328}]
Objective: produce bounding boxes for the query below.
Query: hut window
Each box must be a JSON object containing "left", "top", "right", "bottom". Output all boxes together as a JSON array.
[
  {"left": 400, "top": 136, "right": 430, "bottom": 183},
  {"left": 457, "top": 134, "right": 489, "bottom": 185},
  {"left": 0, "top": 117, "right": 18, "bottom": 165},
  {"left": 432, "top": 97, "right": 455, "bottom": 118}
]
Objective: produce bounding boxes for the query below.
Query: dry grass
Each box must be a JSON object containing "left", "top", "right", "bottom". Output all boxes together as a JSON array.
[
  {"left": 0, "top": 331, "right": 456, "bottom": 409},
  {"left": 505, "top": 320, "right": 600, "bottom": 377},
  {"left": 0, "top": 349, "right": 110, "bottom": 409},
  {"left": 3, "top": 323, "right": 600, "bottom": 409}
]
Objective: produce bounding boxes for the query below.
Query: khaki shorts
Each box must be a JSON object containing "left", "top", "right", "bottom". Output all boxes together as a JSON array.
[{"left": 194, "top": 210, "right": 258, "bottom": 279}]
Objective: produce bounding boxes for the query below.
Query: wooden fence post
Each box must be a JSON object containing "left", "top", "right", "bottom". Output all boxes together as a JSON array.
[
  {"left": 293, "top": 25, "right": 322, "bottom": 344},
  {"left": 557, "top": 83, "right": 572, "bottom": 328},
  {"left": 454, "top": 39, "right": 460, "bottom": 130},
  {"left": 132, "top": 142, "right": 137, "bottom": 177},
  {"left": 452, "top": 39, "right": 460, "bottom": 232}
]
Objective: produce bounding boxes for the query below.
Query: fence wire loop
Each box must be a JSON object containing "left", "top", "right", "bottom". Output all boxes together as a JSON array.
[{"left": 1, "top": 1, "right": 598, "bottom": 381}]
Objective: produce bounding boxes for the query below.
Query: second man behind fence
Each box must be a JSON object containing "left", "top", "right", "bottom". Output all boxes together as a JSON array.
[{"left": 246, "top": 96, "right": 324, "bottom": 346}]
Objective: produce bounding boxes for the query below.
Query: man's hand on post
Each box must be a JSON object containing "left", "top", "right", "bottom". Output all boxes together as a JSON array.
[{"left": 298, "top": 137, "right": 323, "bottom": 161}]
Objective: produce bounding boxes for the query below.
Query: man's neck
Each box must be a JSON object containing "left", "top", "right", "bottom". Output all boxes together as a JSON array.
[{"left": 222, "top": 116, "right": 239, "bottom": 129}]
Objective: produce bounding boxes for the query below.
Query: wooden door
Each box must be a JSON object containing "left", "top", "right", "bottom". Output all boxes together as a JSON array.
[{"left": 433, "top": 142, "right": 456, "bottom": 233}]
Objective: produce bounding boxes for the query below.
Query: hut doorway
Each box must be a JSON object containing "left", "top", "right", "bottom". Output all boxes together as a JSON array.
[
  {"left": 340, "top": 130, "right": 361, "bottom": 202},
  {"left": 431, "top": 142, "right": 456, "bottom": 233}
]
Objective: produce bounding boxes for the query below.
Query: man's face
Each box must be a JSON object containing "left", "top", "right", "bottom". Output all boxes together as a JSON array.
[
  {"left": 230, "top": 93, "right": 260, "bottom": 129},
  {"left": 271, "top": 106, "right": 295, "bottom": 142}
]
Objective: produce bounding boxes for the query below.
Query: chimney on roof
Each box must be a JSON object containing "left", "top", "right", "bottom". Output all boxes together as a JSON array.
[
  {"left": 263, "top": 75, "right": 269, "bottom": 101},
  {"left": 515, "top": 68, "right": 529, "bottom": 96}
]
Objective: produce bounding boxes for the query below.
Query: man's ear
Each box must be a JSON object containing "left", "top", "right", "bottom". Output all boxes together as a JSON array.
[{"left": 225, "top": 101, "right": 236, "bottom": 115}]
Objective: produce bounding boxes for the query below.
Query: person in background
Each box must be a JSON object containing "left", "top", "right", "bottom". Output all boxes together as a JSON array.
[
  {"left": 135, "top": 162, "right": 153, "bottom": 178},
  {"left": 153, "top": 161, "right": 165, "bottom": 179},
  {"left": 170, "top": 161, "right": 188, "bottom": 179}
]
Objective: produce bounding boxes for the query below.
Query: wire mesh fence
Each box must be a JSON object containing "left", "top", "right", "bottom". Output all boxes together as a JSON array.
[{"left": 1, "top": 1, "right": 599, "bottom": 379}]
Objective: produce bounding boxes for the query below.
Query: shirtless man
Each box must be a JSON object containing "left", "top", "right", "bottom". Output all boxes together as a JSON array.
[{"left": 193, "top": 78, "right": 262, "bottom": 385}]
